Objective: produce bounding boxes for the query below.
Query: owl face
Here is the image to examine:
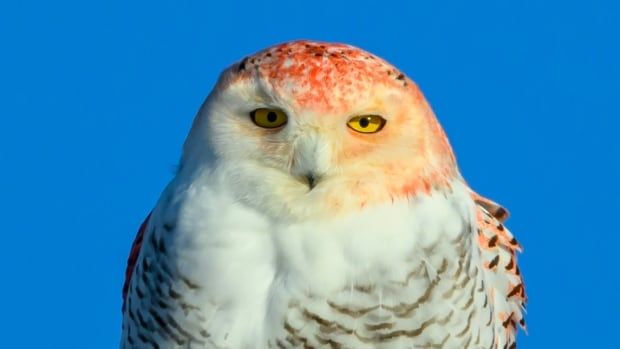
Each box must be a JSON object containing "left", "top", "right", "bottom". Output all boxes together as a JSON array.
[{"left": 183, "top": 41, "right": 458, "bottom": 219}]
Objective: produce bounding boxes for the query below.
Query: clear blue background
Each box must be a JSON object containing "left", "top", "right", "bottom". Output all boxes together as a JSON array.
[{"left": 1, "top": 0, "right": 617, "bottom": 347}]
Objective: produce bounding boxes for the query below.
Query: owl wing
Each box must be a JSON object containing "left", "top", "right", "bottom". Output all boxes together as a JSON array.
[
  {"left": 472, "top": 192, "right": 527, "bottom": 347},
  {"left": 122, "top": 213, "right": 151, "bottom": 311}
]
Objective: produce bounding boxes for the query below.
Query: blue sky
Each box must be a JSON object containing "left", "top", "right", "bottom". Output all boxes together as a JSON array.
[{"left": 1, "top": 0, "right": 618, "bottom": 347}]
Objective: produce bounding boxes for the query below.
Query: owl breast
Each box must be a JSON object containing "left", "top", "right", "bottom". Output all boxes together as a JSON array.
[
  {"left": 270, "top": 230, "right": 494, "bottom": 349},
  {"left": 122, "top": 179, "right": 495, "bottom": 349}
]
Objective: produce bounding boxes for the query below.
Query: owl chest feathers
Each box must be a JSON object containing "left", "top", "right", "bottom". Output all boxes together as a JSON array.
[{"left": 123, "top": 179, "right": 494, "bottom": 348}]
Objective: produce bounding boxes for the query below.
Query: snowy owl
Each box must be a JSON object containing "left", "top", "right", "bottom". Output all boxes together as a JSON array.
[{"left": 121, "top": 40, "right": 526, "bottom": 349}]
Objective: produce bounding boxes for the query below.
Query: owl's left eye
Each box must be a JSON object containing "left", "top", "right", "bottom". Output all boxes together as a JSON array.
[
  {"left": 347, "top": 115, "right": 386, "bottom": 133},
  {"left": 250, "top": 108, "right": 288, "bottom": 129}
]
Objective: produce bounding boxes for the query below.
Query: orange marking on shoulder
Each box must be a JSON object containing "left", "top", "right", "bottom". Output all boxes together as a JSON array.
[
  {"left": 471, "top": 191, "right": 510, "bottom": 222},
  {"left": 477, "top": 232, "right": 494, "bottom": 251}
]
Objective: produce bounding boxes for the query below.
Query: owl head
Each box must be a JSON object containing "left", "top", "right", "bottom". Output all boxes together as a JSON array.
[{"left": 181, "top": 40, "right": 459, "bottom": 220}]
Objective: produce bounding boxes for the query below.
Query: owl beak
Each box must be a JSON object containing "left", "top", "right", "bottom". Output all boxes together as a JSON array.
[
  {"left": 291, "top": 130, "right": 330, "bottom": 190},
  {"left": 305, "top": 173, "right": 320, "bottom": 189}
]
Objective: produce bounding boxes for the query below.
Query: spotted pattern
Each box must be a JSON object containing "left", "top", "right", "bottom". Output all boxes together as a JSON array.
[
  {"left": 225, "top": 40, "right": 423, "bottom": 113},
  {"left": 473, "top": 194, "right": 527, "bottom": 349},
  {"left": 268, "top": 215, "right": 496, "bottom": 349},
  {"left": 121, "top": 221, "right": 212, "bottom": 349},
  {"left": 122, "top": 193, "right": 526, "bottom": 349}
]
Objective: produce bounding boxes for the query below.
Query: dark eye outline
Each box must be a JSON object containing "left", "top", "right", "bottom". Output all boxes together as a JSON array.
[
  {"left": 346, "top": 115, "right": 387, "bottom": 133},
  {"left": 250, "top": 108, "right": 288, "bottom": 129}
]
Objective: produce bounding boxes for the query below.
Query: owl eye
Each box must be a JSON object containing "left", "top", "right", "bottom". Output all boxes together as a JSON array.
[
  {"left": 347, "top": 115, "right": 386, "bottom": 133},
  {"left": 250, "top": 108, "right": 288, "bottom": 129}
]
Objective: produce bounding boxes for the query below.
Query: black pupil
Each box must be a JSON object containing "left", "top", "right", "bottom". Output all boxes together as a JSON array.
[
  {"left": 267, "top": 111, "right": 278, "bottom": 122},
  {"left": 359, "top": 117, "right": 370, "bottom": 128}
]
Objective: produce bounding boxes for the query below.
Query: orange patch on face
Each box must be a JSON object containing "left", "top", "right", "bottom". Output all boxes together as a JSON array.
[
  {"left": 397, "top": 173, "right": 453, "bottom": 197},
  {"left": 224, "top": 40, "right": 461, "bottom": 205}
]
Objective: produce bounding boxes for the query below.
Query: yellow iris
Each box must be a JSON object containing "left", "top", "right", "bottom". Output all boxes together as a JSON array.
[
  {"left": 250, "top": 108, "right": 288, "bottom": 128},
  {"left": 347, "top": 115, "right": 386, "bottom": 133}
]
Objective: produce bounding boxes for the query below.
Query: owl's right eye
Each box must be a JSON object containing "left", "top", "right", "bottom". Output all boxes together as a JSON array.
[{"left": 250, "top": 108, "right": 288, "bottom": 129}]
